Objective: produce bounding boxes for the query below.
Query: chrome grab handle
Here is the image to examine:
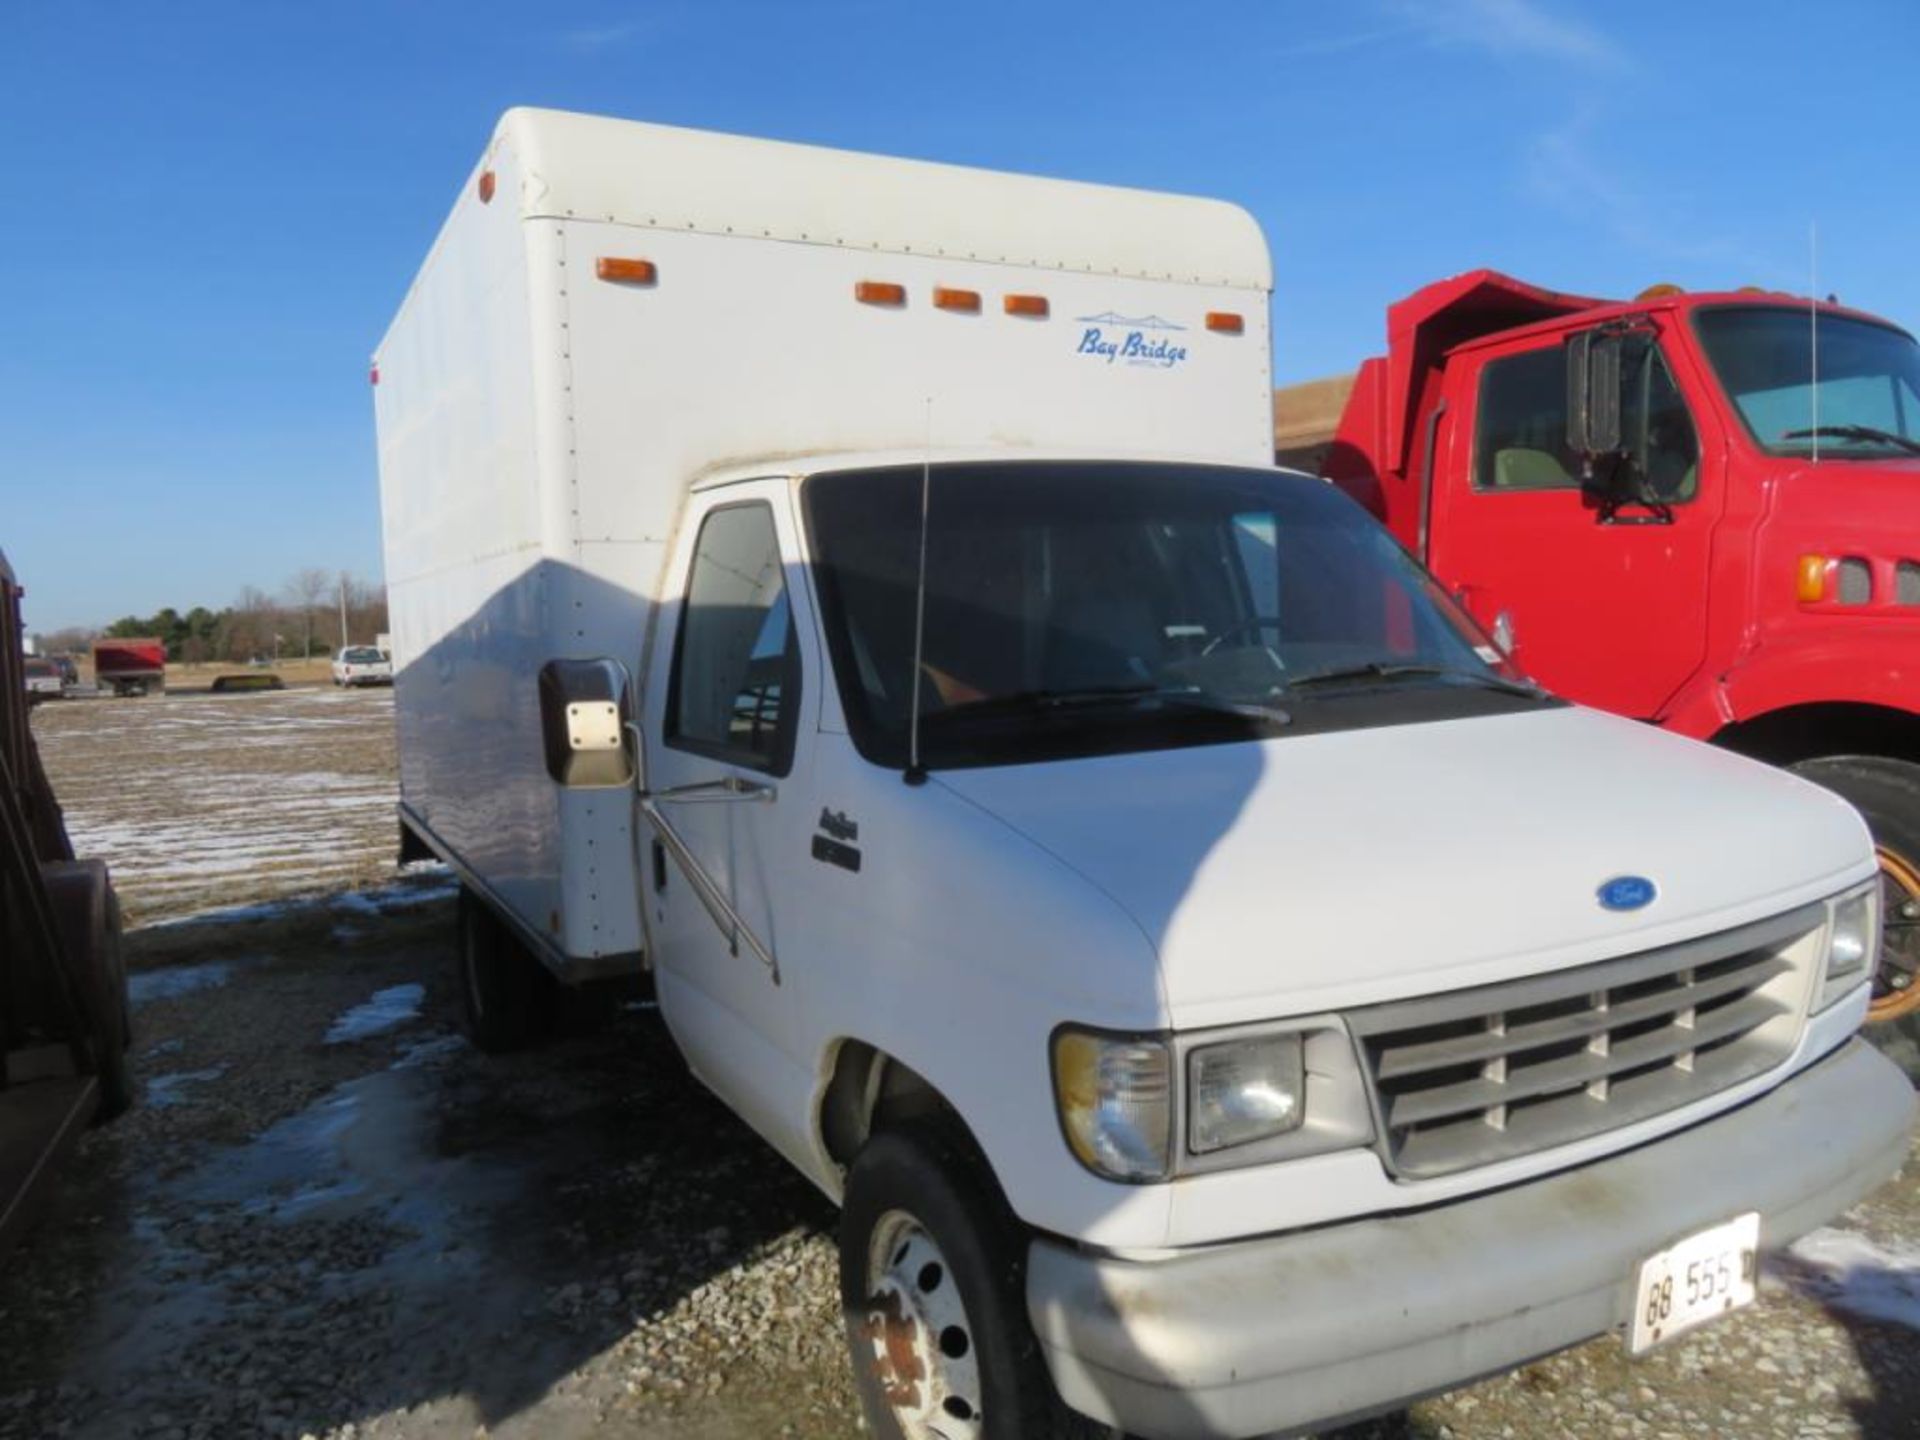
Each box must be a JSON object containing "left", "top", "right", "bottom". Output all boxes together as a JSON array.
[{"left": 653, "top": 774, "right": 777, "bottom": 805}]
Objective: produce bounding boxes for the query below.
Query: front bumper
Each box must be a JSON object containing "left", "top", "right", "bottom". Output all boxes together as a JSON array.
[{"left": 1027, "top": 1040, "right": 1915, "bottom": 1440}]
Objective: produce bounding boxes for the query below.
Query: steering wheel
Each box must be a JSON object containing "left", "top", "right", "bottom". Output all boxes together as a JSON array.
[{"left": 1202, "top": 617, "right": 1286, "bottom": 657}]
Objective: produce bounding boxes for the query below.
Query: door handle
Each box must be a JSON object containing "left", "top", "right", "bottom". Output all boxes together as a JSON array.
[
  {"left": 637, "top": 797, "right": 780, "bottom": 984},
  {"left": 653, "top": 774, "right": 777, "bottom": 805}
]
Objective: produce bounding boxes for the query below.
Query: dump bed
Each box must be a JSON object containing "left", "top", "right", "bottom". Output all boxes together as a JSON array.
[
  {"left": 372, "top": 108, "right": 1276, "bottom": 973},
  {"left": 91, "top": 640, "right": 166, "bottom": 678}
]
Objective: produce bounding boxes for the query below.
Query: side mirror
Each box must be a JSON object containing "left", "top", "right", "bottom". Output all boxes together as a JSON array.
[
  {"left": 538, "top": 658, "right": 638, "bottom": 789},
  {"left": 1566, "top": 330, "right": 1623, "bottom": 458}
]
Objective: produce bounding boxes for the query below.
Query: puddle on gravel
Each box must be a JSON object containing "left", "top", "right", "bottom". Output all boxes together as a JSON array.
[
  {"left": 325, "top": 983, "right": 426, "bottom": 1044},
  {"left": 145, "top": 1067, "right": 228, "bottom": 1108}
]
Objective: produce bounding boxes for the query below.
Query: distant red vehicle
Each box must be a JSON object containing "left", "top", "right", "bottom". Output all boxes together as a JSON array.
[
  {"left": 92, "top": 639, "right": 166, "bottom": 698},
  {"left": 1279, "top": 271, "right": 1920, "bottom": 1059}
]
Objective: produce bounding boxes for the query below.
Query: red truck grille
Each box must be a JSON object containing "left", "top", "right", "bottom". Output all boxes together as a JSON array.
[{"left": 1347, "top": 904, "right": 1822, "bottom": 1179}]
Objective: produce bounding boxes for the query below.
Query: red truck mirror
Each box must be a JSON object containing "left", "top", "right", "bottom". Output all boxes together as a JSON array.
[{"left": 1566, "top": 329, "right": 1623, "bottom": 458}]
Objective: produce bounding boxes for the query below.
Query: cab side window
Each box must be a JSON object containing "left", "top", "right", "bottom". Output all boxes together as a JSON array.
[
  {"left": 1623, "top": 339, "right": 1700, "bottom": 503},
  {"left": 667, "top": 503, "right": 800, "bottom": 774},
  {"left": 1475, "top": 347, "right": 1579, "bottom": 491},
  {"left": 1474, "top": 337, "right": 1700, "bottom": 502}
]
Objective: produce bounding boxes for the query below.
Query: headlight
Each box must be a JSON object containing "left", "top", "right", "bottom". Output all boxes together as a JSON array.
[
  {"left": 1051, "top": 1029, "right": 1171, "bottom": 1182},
  {"left": 1188, "top": 1033, "right": 1305, "bottom": 1154},
  {"left": 1817, "top": 883, "right": 1880, "bottom": 1011}
]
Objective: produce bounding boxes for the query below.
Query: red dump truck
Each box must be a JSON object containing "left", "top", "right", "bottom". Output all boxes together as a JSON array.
[
  {"left": 1276, "top": 270, "right": 1920, "bottom": 1064},
  {"left": 92, "top": 638, "right": 166, "bottom": 697}
]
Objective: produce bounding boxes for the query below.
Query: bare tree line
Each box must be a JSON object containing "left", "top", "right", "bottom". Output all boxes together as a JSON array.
[{"left": 39, "top": 572, "right": 388, "bottom": 665}]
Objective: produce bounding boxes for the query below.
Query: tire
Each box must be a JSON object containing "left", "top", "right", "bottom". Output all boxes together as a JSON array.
[
  {"left": 41, "top": 859, "right": 134, "bottom": 1121},
  {"left": 1790, "top": 756, "right": 1920, "bottom": 1078},
  {"left": 456, "top": 887, "right": 552, "bottom": 1053},
  {"left": 840, "top": 1126, "right": 1110, "bottom": 1440}
]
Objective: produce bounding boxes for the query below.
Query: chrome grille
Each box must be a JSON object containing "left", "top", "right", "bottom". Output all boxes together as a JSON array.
[{"left": 1348, "top": 905, "right": 1822, "bottom": 1179}]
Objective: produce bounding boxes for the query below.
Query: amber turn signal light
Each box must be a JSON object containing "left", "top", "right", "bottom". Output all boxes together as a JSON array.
[
  {"left": 1795, "top": 553, "right": 1830, "bottom": 603},
  {"left": 855, "top": 280, "right": 906, "bottom": 306},
  {"left": 1003, "top": 293, "right": 1049, "bottom": 317},
  {"left": 596, "top": 257, "right": 658, "bottom": 284},
  {"left": 933, "top": 286, "right": 981, "bottom": 313},
  {"left": 1205, "top": 311, "right": 1245, "bottom": 334}
]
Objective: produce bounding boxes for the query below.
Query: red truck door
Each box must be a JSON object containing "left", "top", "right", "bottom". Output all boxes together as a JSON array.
[{"left": 1427, "top": 328, "right": 1720, "bottom": 719}]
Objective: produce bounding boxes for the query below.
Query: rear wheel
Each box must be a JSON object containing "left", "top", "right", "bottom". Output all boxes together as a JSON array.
[
  {"left": 456, "top": 887, "right": 552, "bottom": 1052},
  {"left": 42, "top": 859, "right": 133, "bottom": 1121},
  {"left": 840, "top": 1127, "right": 1109, "bottom": 1440},
  {"left": 1790, "top": 757, "right": 1920, "bottom": 1076}
]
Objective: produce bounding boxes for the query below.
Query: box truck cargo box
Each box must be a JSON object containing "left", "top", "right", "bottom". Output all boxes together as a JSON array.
[{"left": 374, "top": 113, "right": 1912, "bottom": 1439}]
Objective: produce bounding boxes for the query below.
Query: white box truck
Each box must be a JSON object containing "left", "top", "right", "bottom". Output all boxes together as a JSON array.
[{"left": 373, "top": 109, "right": 1914, "bottom": 1440}]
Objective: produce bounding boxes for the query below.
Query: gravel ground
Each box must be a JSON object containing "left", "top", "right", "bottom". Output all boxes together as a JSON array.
[{"left": 5, "top": 687, "right": 1916, "bottom": 1439}]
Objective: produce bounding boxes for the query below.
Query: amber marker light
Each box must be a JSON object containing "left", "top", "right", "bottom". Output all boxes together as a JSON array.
[
  {"left": 596, "top": 257, "right": 658, "bottom": 284},
  {"left": 1206, "top": 311, "right": 1245, "bottom": 334},
  {"left": 477, "top": 170, "right": 496, "bottom": 204},
  {"left": 933, "top": 286, "right": 981, "bottom": 313},
  {"left": 855, "top": 280, "right": 907, "bottom": 306},
  {"left": 1796, "top": 553, "right": 1831, "bottom": 603},
  {"left": 1003, "top": 293, "right": 1050, "bottom": 317}
]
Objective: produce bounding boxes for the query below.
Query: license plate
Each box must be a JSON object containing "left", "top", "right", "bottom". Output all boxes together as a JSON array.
[{"left": 1627, "top": 1212, "right": 1760, "bottom": 1354}]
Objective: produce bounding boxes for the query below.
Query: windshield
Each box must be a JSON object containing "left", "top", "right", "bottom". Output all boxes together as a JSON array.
[
  {"left": 1694, "top": 306, "right": 1920, "bottom": 457},
  {"left": 803, "top": 461, "right": 1550, "bottom": 771},
  {"left": 341, "top": 647, "right": 385, "bottom": 663}
]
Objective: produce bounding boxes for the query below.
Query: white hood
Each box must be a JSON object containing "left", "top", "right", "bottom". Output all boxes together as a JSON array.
[{"left": 934, "top": 706, "right": 1873, "bottom": 1030}]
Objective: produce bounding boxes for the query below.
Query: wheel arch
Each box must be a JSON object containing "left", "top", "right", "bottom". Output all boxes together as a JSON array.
[
  {"left": 1710, "top": 700, "right": 1920, "bottom": 768},
  {"left": 817, "top": 1038, "right": 988, "bottom": 1188}
]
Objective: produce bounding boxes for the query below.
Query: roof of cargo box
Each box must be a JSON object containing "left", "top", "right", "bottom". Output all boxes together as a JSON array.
[{"left": 492, "top": 108, "right": 1271, "bottom": 290}]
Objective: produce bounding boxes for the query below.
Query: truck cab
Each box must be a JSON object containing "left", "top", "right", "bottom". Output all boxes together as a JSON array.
[{"left": 1311, "top": 271, "right": 1920, "bottom": 1058}]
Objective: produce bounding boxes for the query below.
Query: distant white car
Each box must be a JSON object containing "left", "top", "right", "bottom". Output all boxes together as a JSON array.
[
  {"left": 23, "top": 656, "right": 65, "bottom": 703},
  {"left": 331, "top": 646, "right": 393, "bottom": 687}
]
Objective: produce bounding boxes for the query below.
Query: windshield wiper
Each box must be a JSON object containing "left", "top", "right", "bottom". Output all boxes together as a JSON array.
[
  {"left": 1781, "top": 424, "right": 1920, "bottom": 456},
  {"left": 1284, "top": 662, "right": 1544, "bottom": 698},
  {"left": 926, "top": 683, "right": 1290, "bottom": 726}
]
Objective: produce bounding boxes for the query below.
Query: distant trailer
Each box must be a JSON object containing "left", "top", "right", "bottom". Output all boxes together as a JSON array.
[
  {"left": 0, "top": 550, "right": 133, "bottom": 1253},
  {"left": 92, "top": 638, "right": 166, "bottom": 697}
]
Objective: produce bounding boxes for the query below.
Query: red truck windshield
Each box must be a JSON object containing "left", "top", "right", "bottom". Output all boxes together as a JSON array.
[{"left": 1694, "top": 306, "right": 1920, "bottom": 458}]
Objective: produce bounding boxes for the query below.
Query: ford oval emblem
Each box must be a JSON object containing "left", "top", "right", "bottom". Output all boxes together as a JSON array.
[{"left": 1597, "top": 875, "right": 1658, "bottom": 912}]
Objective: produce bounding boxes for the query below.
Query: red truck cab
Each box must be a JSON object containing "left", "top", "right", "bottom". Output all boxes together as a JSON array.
[{"left": 1314, "top": 270, "right": 1920, "bottom": 1055}]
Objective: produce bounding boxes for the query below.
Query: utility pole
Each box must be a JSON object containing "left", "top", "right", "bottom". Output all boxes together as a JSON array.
[{"left": 338, "top": 573, "right": 350, "bottom": 650}]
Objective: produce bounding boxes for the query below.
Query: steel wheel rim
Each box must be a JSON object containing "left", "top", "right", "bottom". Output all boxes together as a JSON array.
[
  {"left": 1870, "top": 844, "right": 1920, "bottom": 1023},
  {"left": 860, "top": 1209, "right": 984, "bottom": 1440}
]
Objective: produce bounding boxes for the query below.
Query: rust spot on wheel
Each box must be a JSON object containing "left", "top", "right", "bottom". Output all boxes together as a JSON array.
[
  {"left": 863, "top": 1288, "right": 925, "bottom": 1410},
  {"left": 1869, "top": 844, "right": 1920, "bottom": 1023}
]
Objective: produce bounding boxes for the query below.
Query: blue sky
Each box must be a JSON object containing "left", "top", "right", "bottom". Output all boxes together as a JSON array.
[{"left": 4, "top": 0, "right": 1915, "bottom": 631}]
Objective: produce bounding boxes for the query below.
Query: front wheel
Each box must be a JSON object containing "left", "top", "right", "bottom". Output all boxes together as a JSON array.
[
  {"left": 840, "top": 1127, "right": 1107, "bottom": 1440},
  {"left": 1790, "top": 757, "right": 1920, "bottom": 1077}
]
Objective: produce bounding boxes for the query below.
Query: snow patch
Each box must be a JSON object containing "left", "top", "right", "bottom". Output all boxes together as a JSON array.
[
  {"left": 146, "top": 1067, "right": 228, "bottom": 1108},
  {"left": 325, "top": 983, "right": 426, "bottom": 1044},
  {"left": 1781, "top": 1226, "right": 1920, "bottom": 1330},
  {"left": 128, "top": 961, "right": 238, "bottom": 1006}
]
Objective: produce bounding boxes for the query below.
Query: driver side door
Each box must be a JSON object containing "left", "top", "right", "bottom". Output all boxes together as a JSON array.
[
  {"left": 1428, "top": 330, "right": 1722, "bottom": 719},
  {"left": 640, "top": 483, "right": 818, "bottom": 1130}
]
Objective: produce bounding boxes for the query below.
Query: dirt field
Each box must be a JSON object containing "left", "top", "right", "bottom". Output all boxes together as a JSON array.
[{"left": 5, "top": 688, "right": 1917, "bottom": 1440}]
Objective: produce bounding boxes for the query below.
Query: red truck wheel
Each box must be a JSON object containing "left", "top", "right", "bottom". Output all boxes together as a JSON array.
[
  {"left": 1790, "top": 757, "right": 1920, "bottom": 1073},
  {"left": 1873, "top": 846, "right": 1920, "bottom": 1025}
]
